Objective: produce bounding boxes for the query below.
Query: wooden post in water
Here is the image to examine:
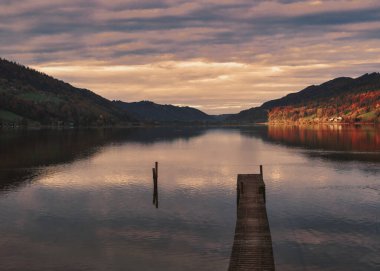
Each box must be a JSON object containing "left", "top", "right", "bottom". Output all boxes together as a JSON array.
[
  {"left": 152, "top": 162, "right": 158, "bottom": 208},
  {"left": 152, "top": 168, "right": 156, "bottom": 204}
]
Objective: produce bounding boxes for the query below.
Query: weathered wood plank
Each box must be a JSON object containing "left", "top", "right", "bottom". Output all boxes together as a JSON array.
[{"left": 228, "top": 171, "right": 275, "bottom": 271}]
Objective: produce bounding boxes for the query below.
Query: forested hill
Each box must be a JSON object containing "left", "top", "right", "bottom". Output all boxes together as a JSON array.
[
  {"left": 261, "top": 73, "right": 380, "bottom": 109},
  {"left": 0, "top": 58, "right": 215, "bottom": 126},
  {"left": 1, "top": 58, "right": 379, "bottom": 126},
  {"left": 113, "top": 100, "right": 215, "bottom": 122},
  {"left": 0, "top": 58, "right": 133, "bottom": 126},
  {"left": 228, "top": 73, "right": 380, "bottom": 123}
]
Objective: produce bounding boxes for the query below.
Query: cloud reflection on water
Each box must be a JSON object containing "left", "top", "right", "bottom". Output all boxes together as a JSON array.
[{"left": 0, "top": 126, "right": 379, "bottom": 270}]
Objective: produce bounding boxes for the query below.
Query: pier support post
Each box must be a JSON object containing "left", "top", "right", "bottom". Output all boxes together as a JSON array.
[{"left": 152, "top": 162, "right": 158, "bottom": 208}]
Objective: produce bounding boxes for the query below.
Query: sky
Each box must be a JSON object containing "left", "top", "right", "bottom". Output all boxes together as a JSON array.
[{"left": 1, "top": 0, "right": 380, "bottom": 114}]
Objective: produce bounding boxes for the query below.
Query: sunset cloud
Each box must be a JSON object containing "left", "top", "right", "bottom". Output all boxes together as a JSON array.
[{"left": 1, "top": 0, "right": 380, "bottom": 113}]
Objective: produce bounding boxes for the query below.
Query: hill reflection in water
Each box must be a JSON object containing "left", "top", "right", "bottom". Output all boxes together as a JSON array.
[
  {"left": 0, "top": 126, "right": 379, "bottom": 270},
  {"left": 240, "top": 124, "right": 380, "bottom": 164},
  {"left": 0, "top": 127, "right": 207, "bottom": 191}
]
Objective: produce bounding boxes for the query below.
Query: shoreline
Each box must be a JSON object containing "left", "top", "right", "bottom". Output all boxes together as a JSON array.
[{"left": 1, "top": 121, "right": 379, "bottom": 130}]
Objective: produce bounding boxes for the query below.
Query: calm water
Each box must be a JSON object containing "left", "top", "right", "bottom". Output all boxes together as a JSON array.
[{"left": 0, "top": 125, "right": 379, "bottom": 271}]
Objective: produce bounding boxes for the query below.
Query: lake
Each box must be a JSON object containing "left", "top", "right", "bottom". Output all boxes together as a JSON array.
[{"left": 0, "top": 125, "right": 379, "bottom": 271}]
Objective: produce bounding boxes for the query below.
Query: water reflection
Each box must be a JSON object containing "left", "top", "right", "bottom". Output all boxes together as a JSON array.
[
  {"left": 0, "top": 128, "right": 207, "bottom": 191},
  {"left": 240, "top": 124, "right": 380, "bottom": 164},
  {"left": 267, "top": 124, "right": 380, "bottom": 152},
  {"left": 0, "top": 126, "right": 379, "bottom": 271}
]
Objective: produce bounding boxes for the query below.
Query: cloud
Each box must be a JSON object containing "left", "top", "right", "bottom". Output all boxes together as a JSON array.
[{"left": 1, "top": 0, "right": 380, "bottom": 113}]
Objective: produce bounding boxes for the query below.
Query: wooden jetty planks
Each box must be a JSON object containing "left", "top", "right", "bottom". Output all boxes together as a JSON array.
[{"left": 228, "top": 171, "right": 275, "bottom": 271}]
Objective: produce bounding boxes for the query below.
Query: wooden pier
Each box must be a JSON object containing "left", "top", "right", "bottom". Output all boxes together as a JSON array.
[{"left": 228, "top": 166, "right": 275, "bottom": 271}]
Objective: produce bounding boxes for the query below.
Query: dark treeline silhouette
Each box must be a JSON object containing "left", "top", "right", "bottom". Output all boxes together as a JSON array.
[{"left": 113, "top": 100, "right": 215, "bottom": 122}]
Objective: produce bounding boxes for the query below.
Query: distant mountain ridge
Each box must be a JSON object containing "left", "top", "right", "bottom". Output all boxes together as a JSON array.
[
  {"left": 262, "top": 73, "right": 380, "bottom": 109},
  {"left": 0, "top": 58, "right": 217, "bottom": 126},
  {"left": 229, "top": 73, "right": 380, "bottom": 123},
  {"left": 113, "top": 100, "right": 215, "bottom": 122},
  {"left": 0, "top": 58, "right": 379, "bottom": 126}
]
